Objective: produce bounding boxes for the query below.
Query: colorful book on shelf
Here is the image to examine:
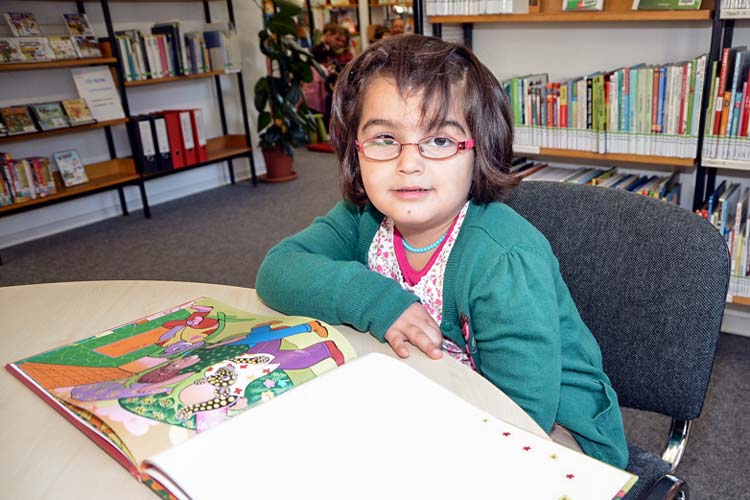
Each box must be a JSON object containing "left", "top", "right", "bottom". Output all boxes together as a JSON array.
[
  {"left": 63, "top": 13, "right": 96, "bottom": 37},
  {"left": 6, "top": 296, "right": 637, "bottom": 500},
  {"left": 562, "top": 0, "right": 604, "bottom": 10},
  {"left": 16, "top": 37, "right": 52, "bottom": 61},
  {"left": 0, "top": 105, "right": 38, "bottom": 135},
  {"left": 61, "top": 98, "right": 96, "bottom": 126},
  {"left": 47, "top": 35, "right": 79, "bottom": 60},
  {"left": 3, "top": 12, "right": 41, "bottom": 37},
  {"left": 30, "top": 101, "right": 70, "bottom": 131},
  {"left": 6, "top": 297, "right": 356, "bottom": 497},
  {"left": 632, "top": 0, "right": 701, "bottom": 9},
  {"left": 72, "top": 35, "right": 102, "bottom": 58},
  {"left": 53, "top": 149, "right": 89, "bottom": 187},
  {"left": 0, "top": 37, "right": 24, "bottom": 62},
  {"left": 28, "top": 156, "right": 56, "bottom": 197}
]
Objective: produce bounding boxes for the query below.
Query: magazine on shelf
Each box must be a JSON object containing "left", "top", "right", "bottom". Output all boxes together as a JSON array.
[
  {"left": 61, "top": 98, "right": 96, "bottom": 125},
  {"left": 0, "top": 105, "right": 38, "bottom": 135},
  {"left": 6, "top": 296, "right": 636, "bottom": 500},
  {"left": 16, "top": 37, "right": 52, "bottom": 61},
  {"left": 63, "top": 13, "right": 96, "bottom": 37},
  {"left": 0, "top": 37, "right": 24, "bottom": 62},
  {"left": 72, "top": 35, "right": 102, "bottom": 58},
  {"left": 52, "top": 149, "right": 89, "bottom": 187},
  {"left": 47, "top": 35, "right": 79, "bottom": 60},
  {"left": 30, "top": 102, "right": 70, "bottom": 131},
  {"left": 3, "top": 12, "right": 41, "bottom": 37},
  {"left": 562, "top": 0, "right": 605, "bottom": 11}
]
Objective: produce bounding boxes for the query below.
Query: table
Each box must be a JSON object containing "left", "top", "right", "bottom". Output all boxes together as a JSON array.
[{"left": 0, "top": 280, "right": 547, "bottom": 500}]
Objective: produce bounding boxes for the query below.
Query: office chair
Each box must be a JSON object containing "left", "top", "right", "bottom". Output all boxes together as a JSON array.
[{"left": 505, "top": 181, "right": 730, "bottom": 500}]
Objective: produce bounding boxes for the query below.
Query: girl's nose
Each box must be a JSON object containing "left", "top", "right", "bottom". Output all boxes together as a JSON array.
[{"left": 396, "top": 143, "right": 424, "bottom": 174}]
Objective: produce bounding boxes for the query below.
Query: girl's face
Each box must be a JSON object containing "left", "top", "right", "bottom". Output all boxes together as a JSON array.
[{"left": 357, "top": 76, "right": 474, "bottom": 242}]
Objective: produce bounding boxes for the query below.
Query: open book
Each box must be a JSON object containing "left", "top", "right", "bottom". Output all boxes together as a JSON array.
[
  {"left": 7, "top": 297, "right": 637, "bottom": 500},
  {"left": 6, "top": 297, "right": 356, "bottom": 497}
]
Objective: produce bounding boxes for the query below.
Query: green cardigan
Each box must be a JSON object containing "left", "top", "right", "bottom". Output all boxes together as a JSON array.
[{"left": 256, "top": 200, "right": 629, "bottom": 468}]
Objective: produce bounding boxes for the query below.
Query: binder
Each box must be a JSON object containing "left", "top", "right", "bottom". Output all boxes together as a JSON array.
[
  {"left": 157, "top": 110, "right": 185, "bottom": 169},
  {"left": 130, "top": 115, "right": 158, "bottom": 173},
  {"left": 181, "top": 109, "right": 208, "bottom": 163},
  {"left": 178, "top": 110, "right": 197, "bottom": 165},
  {"left": 150, "top": 114, "right": 173, "bottom": 171}
]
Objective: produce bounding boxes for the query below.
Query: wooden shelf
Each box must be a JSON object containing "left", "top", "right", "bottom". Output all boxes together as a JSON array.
[
  {"left": 141, "top": 134, "right": 250, "bottom": 180},
  {"left": 0, "top": 158, "right": 138, "bottom": 215},
  {"left": 702, "top": 158, "right": 750, "bottom": 171},
  {"left": 429, "top": 0, "right": 714, "bottom": 23},
  {"left": 0, "top": 118, "right": 129, "bottom": 145},
  {"left": 0, "top": 57, "right": 117, "bottom": 72},
  {"left": 516, "top": 147, "right": 695, "bottom": 167},
  {"left": 313, "top": 3, "right": 359, "bottom": 8},
  {"left": 729, "top": 296, "right": 750, "bottom": 306},
  {"left": 124, "top": 70, "right": 231, "bottom": 87}
]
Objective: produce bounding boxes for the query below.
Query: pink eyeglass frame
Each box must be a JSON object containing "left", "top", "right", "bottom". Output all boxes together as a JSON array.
[{"left": 354, "top": 136, "right": 476, "bottom": 160}]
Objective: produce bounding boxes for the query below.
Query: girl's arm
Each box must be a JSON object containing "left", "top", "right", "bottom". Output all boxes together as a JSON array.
[
  {"left": 256, "top": 201, "right": 421, "bottom": 340},
  {"left": 469, "top": 246, "right": 562, "bottom": 433}
]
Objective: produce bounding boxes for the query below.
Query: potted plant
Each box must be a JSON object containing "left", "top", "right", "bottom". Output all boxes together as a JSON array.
[{"left": 254, "top": 0, "right": 324, "bottom": 182}]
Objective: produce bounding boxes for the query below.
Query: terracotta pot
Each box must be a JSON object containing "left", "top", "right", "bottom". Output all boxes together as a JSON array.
[{"left": 261, "top": 148, "right": 297, "bottom": 183}]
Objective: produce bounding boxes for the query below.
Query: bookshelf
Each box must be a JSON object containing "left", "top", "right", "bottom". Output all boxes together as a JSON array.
[{"left": 0, "top": 18, "right": 142, "bottom": 221}]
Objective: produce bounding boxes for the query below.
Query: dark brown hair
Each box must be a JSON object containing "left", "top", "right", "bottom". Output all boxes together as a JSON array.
[{"left": 330, "top": 34, "right": 518, "bottom": 206}]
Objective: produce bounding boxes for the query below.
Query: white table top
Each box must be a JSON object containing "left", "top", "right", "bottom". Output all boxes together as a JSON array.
[{"left": 0, "top": 280, "right": 546, "bottom": 500}]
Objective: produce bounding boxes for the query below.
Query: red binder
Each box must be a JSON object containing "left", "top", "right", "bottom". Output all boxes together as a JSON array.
[
  {"left": 156, "top": 111, "right": 185, "bottom": 169},
  {"left": 177, "top": 110, "right": 197, "bottom": 165},
  {"left": 191, "top": 109, "right": 208, "bottom": 163}
]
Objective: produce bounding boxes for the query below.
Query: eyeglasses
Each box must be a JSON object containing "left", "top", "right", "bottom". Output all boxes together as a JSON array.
[{"left": 355, "top": 135, "right": 476, "bottom": 161}]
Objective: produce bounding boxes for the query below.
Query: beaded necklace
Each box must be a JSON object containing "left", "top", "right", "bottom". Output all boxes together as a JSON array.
[{"left": 401, "top": 231, "right": 448, "bottom": 253}]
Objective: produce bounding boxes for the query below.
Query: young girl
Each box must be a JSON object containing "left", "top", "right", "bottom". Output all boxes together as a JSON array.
[{"left": 256, "top": 35, "right": 629, "bottom": 468}]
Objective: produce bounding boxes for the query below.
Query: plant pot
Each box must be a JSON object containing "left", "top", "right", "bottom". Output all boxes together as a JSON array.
[{"left": 260, "top": 148, "right": 298, "bottom": 183}]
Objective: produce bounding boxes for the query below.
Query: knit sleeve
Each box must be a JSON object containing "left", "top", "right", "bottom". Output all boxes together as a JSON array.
[
  {"left": 469, "top": 245, "right": 562, "bottom": 433},
  {"left": 255, "top": 201, "right": 419, "bottom": 339}
]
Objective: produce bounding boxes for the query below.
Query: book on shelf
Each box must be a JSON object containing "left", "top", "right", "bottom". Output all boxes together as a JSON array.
[
  {"left": 204, "top": 21, "right": 241, "bottom": 73},
  {"left": 632, "top": 0, "right": 701, "bottom": 9},
  {"left": 0, "top": 156, "right": 56, "bottom": 202},
  {"left": 562, "top": 0, "right": 604, "bottom": 11},
  {"left": 72, "top": 35, "right": 102, "bottom": 58},
  {"left": 0, "top": 37, "right": 24, "bottom": 62},
  {"left": 52, "top": 149, "right": 89, "bottom": 187},
  {"left": 30, "top": 101, "right": 70, "bottom": 131},
  {"left": 16, "top": 37, "right": 53, "bottom": 61},
  {"left": 152, "top": 21, "right": 189, "bottom": 76},
  {"left": 71, "top": 66, "right": 126, "bottom": 122},
  {"left": 0, "top": 105, "right": 38, "bottom": 135},
  {"left": 63, "top": 13, "right": 96, "bottom": 37},
  {"left": 0, "top": 155, "right": 12, "bottom": 206},
  {"left": 46, "top": 35, "right": 79, "bottom": 60},
  {"left": 5, "top": 296, "right": 636, "bottom": 500},
  {"left": 3, "top": 12, "right": 41, "bottom": 37},
  {"left": 61, "top": 98, "right": 96, "bottom": 126}
]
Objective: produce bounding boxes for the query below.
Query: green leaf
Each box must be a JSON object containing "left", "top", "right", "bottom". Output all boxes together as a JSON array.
[
  {"left": 254, "top": 78, "right": 270, "bottom": 112},
  {"left": 274, "top": 0, "right": 302, "bottom": 16},
  {"left": 258, "top": 111, "right": 272, "bottom": 132},
  {"left": 267, "top": 16, "right": 297, "bottom": 37}
]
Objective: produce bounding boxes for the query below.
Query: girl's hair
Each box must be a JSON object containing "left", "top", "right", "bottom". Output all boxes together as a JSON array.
[{"left": 330, "top": 34, "right": 518, "bottom": 206}]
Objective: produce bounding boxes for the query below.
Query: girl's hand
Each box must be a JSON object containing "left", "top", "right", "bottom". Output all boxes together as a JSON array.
[{"left": 384, "top": 303, "right": 443, "bottom": 360}]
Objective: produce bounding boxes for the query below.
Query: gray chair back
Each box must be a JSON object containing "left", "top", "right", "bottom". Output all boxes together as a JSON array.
[{"left": 505, "top": 181, "right": 729, "bottom": 421}]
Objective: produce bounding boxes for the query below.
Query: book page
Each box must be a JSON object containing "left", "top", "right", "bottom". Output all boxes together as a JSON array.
[{"left": 144, "top": 353, "right": 636, "bottom": 500}]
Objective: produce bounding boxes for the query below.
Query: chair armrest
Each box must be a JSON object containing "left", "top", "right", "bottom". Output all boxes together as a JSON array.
[
  {"left": 643, "top": 474, "right": 688, "bottom": 500},
  {"left": 661, "top": 419, "right": 691, "bottom": 470}
]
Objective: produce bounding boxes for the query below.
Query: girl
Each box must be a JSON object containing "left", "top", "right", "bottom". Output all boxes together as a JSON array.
[{"left": 256, "top": 35, "right": 629, "bottom": 468}]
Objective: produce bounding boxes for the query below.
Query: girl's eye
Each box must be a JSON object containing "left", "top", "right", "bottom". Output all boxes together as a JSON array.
[
  {"left": 370, "top": 136, "right": 398, "bottom": 146},
  {"left": 424, "top": 136, "right": 456, "bottom": 148}
]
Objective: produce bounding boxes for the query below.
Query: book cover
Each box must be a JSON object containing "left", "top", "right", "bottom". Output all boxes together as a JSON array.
[
  {"left": 632, "top": 0, "right": 701, "bottom": 9},
  {"left": 6, "top": 297, "right": 356, "bottom": 496},
  {"left": 16, "top": 37, "right": 52, "bottom": 61},
  {"left": 47, "top": 35, "right": 78, "bottom": 60},
  {"left": 63, "top": 13, "right": 95, "bottom": 37},
  {"left": 30, "top": 101, "right": 70, "bottom": 131},
  {"left": 0, "top": 105, "right": 37, "bottom": 135},
  {"left": 3, "top": 12, "right": 41, "bottom": 37},
  {"left": 52, "top": 149, "right": 89, "bottom": 187},
  {"left": 29, "top": 156, "right": 56, "bottom": 197},
  {"left": 73, "top": 35, "right": 102, "bottom": 58},
  {"left": 562, "top": 0, "right": 604, "bottom": 10},
  {"left": 61, "top": 98, "right": 96, "bottom": 125},
  {"left": 0, "top": 37, "right": 24, "bottom": 62}
]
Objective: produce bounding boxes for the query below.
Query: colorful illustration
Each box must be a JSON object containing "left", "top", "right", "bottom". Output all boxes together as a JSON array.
[{"left": 9, "top": 297, "right": 356, "bottom": 475}]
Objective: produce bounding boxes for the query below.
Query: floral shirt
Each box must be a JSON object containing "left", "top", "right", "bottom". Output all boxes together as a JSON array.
[{"left": 368, "top": 202, "right": 474, "bottom": 368}]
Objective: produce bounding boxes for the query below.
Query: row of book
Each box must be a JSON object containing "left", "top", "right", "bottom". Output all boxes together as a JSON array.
[
  {"left": 424, "top": 0, "right": 701, "bottom": 15},
  {"left": 1, "top": 12, "right": 101, "bottom": 62},
  {"left": 703, "top": 45, "right": 750, "bottom": 162},
  {"left": 0, "top": 153, "right": 58, "bottom": 206},
  {"left": 130, "top": 109, "right": 208, "bottom": 173},
  {"left": 0, "top": 99, "right": 96, "bottom": 137},
  {"left": 114, "top": 21, "right": 240, "bottom": 81},
  {"left": 698, "top": 181, "right": 750, "bottom": 298},
  {"left": 510, "top": 156, "right": 682, "bottom": 203},
  {"left": 505, "top": 53, "right": 708, "bottom": 159}
]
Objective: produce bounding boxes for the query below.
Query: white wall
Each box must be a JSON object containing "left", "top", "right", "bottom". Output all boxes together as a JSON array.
[{"left": 0, "top": 1, "right": 268, "bottom": 248}]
